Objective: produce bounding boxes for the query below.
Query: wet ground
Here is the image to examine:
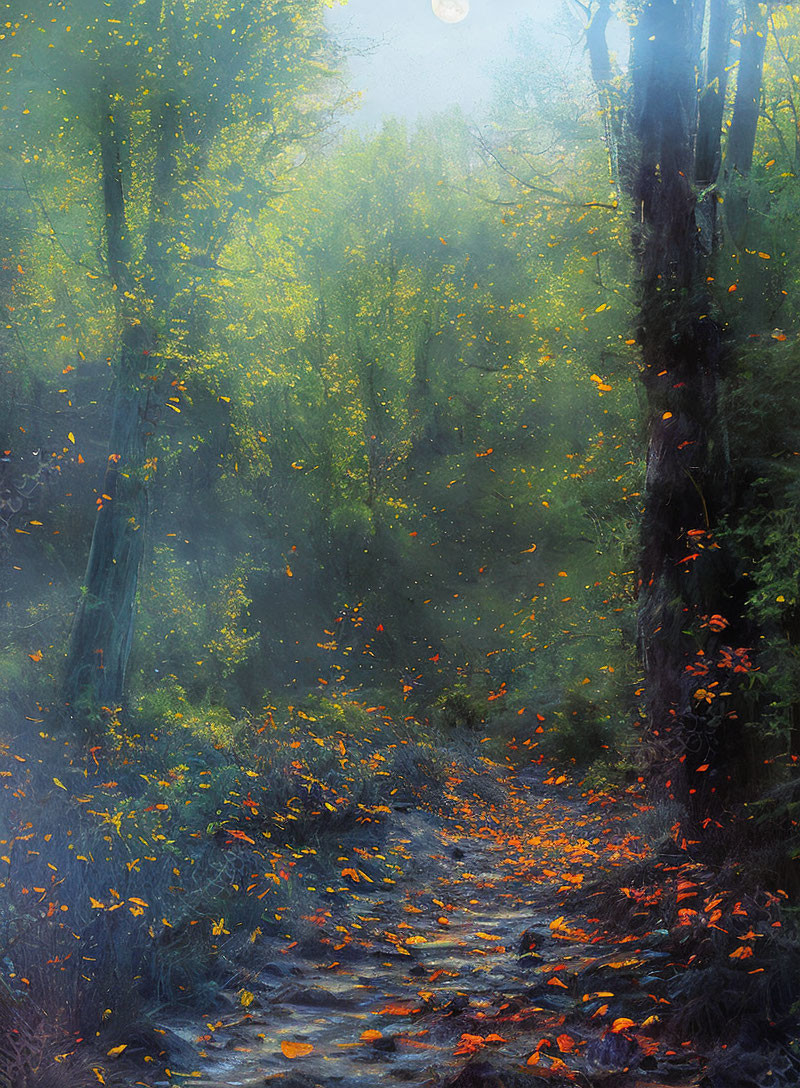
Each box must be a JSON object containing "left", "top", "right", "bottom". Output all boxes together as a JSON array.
[{"left": 161, "top": 765, "right": 708, "bottom": 1087}]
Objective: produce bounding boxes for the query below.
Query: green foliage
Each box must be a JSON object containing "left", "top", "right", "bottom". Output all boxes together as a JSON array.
[
  {"left": 434, "top": 683, "right": 488, "bottom": 730},
  {"left": 538, "top": 681, "right": 622, "bottom": 767},
  {"left": 136, "top": 681, "right": 240, "bottom": 749}
]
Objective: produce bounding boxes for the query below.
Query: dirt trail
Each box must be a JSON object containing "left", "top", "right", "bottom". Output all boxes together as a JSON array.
[{"left": 165, "top": 764, "right": 705, "bottom": 1088}]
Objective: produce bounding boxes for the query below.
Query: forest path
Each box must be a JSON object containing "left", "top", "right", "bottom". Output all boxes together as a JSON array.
[{"left": 170, "top": 762, "right": 704, "bottom": 1088}]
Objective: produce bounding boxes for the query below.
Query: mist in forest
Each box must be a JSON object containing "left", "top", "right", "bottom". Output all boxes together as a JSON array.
[{"left": 327, "top": 0, "right": 630, "bottom": 126}]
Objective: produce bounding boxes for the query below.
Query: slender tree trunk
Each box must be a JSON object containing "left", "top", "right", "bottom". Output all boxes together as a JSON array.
[
  {"left": 62, "top": 92, "right": 186, "bottom": 722},
  {"left": 63, "top": 336, "right": 152, "bottom": 715},
  {"left": 696, "top": 0, "right": 735, "bottom": 190},
  {"left": 723, "top": 0, "right": 769, "bottom": 243},
  {"left": 722, "top": 4, "right": 777, "bottom": 329},
  {"left": 585, "top": 0, "right": 623, "bottom": 183},
  {"left": 726, "top": 1, "right": 769, "bottom": 178},
  {"left": 64, "top": 98, "right": 156, "bottom": 721}
]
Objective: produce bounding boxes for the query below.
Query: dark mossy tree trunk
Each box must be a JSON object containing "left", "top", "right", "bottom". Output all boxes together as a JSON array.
[
  {"left": 63, "top": 97, "right": 160, "bottom": 723},
  {"left": 585, "top": 1, "right": 772, "bottom": 829},
  {"left": 616, "top": 0, "right": 767, "bottom": 832},
  {"left": 630, "top": 0, "right": 726, "bottom": 825}
]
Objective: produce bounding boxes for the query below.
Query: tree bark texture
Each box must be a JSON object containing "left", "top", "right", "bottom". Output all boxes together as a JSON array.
[
  {"left": 627, "top": 0, "right": 750, "bottom": 825},
  {"left": 64, "top": 95, "right": 163, "bottom": 722},
  {"left": 63, "top": 333, "right": 151, "bottom": 716}
]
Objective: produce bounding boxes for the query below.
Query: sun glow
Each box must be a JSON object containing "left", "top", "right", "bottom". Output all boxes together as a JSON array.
[{"left": 431, "top": 0, "right": 470, "bottom": 24}]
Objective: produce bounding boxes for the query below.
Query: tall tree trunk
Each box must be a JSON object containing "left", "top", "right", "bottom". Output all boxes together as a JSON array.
[
  {"left": 726, "top": 1, "right": 769, "bottom": 178},
  {"left": 627, "top": 0, "right": 752, "bottom": 829},
  {"left": 696, "top": 1, "right": 735, "bottom": 187},
  {"left": 64, "top": 97, "right": 157, "bottom": 723}
]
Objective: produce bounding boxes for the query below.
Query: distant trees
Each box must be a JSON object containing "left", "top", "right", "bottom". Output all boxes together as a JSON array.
[{"left": 0, "top": 8, "right": 648, "bottom": 745}]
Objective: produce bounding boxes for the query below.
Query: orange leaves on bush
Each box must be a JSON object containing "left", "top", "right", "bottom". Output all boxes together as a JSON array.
[{"left": 281, "top": 1040, "right": 313, "bottom": 1059}]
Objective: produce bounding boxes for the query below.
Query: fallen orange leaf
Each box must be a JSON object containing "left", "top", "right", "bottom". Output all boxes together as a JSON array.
[
  {"left": 610, "top": 1017, "right": 636, "bottom": 1033},
  {"left": 281, "top": 1040, "right": 313, "bottom": 1059}
]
